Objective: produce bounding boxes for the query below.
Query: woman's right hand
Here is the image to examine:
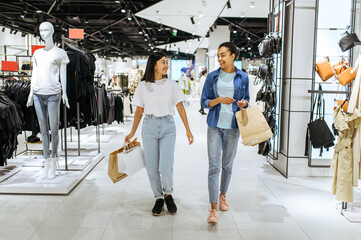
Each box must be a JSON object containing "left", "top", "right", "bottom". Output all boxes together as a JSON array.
[
  {"left": 218, "top": 97, "right": 235, "bottom": 105},
  {"left": 124, "top": 132, "right": 134, "bottom": 143}
]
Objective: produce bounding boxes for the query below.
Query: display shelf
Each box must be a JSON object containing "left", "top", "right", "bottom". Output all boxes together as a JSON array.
[
  {"left": 0, "top": 153, "right": 104, "bottom": 194},
  {"left": 0, "top": 166, "right": 21, "bottom": 183}
]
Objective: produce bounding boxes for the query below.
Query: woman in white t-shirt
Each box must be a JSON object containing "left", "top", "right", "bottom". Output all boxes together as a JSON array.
[{"left": 125, "top": 52, "right": 194, "bottom": 216}]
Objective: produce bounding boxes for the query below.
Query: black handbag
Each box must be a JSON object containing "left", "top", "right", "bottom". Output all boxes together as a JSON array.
[
  {"left": 259, "top": 64, "right": 269, "bottom": 79},
  {"left": 305, "top": 84, "right": 335, "bottom": 155},
  {"left": 339, "top": 32, "right": 360, "bottom": 52},
  {"left": 258, "top": 38, "right": 272, "bottom": 56}
]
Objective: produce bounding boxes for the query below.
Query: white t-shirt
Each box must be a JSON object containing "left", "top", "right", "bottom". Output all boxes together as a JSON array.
[
  {"left": 132, "top": 79, "right": 186, "bottom": 117},
  {"left": 31, "top": 46, "right": 70, "bottom": 95},
  {"left": 199, "top": 75, "right": 206, "bottom": 93}
]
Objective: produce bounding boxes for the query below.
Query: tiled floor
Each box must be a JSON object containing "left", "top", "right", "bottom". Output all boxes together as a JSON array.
[{"left": 2, "top": 97, "right": 361, "bottom": 240}]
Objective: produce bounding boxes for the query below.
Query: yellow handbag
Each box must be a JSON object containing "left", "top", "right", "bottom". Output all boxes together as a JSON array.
[
  {"left": 332, "top": 61, "right": 348, "bottom": 76},
  {"left": 315, "top": 57, "right": 334, "bottom": 81},
  {"left": 337, "top": 67, "right": 357, "bottom": 86}
]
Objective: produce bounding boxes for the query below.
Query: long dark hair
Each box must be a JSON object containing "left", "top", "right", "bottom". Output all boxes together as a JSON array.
[
  {"left": 142, "top": 52, "right": 167, "bottom": 83},
  {"left": 218, "top": 42, "right": 239, "bottom": 61}
]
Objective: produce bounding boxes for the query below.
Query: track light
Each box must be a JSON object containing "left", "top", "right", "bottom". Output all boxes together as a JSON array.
[
  {"left": 138, "top": 28, "right": 143, "bottom": 35},
  {"left": 209, "top": 27, "right": 213, "bottom": 32},
  {"left": 190, "top": 16, "right": 195, "bottom": 25},
  {"left": 126, "top": 9, "right": 131, "bottom": 21},
  {"left": 21, "top": 32, "right": 27, "bottom": 37},
  {"left": 227, "top": 0, "right": 231, "bottom": 10},
  {"left": 250, "top": 1, "right": 255, "bottom": 8},
  {"left": 10, "top": 29, "right": 13, "bottom": 34},
  {"left": 2, "top": 27, "right": 5, "bottom": 32}
]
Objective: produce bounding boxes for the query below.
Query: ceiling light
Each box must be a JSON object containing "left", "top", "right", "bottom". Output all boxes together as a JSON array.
[
  {"left": 190, "top": 16, "right": 195, "bottom": 25},
  {"left": 248, "top": 47, "right": 251, "bottom": 50},
  {"left": 144, "top": 38, "right": 148, "bottom": 41},
  {"left": 233, "top": 30, "right": 237, "bottom": 34},
  {"left": 199, "top": 12, "right": 203, "bottom": 18},
  {"left": 173, "top": 29, "right": 177, "bottom": 33},
  {"left": 250, "top": 1, "right": 255, "bottom": 8},
  {"left": 36, "top": 10, "right": 42, "bottom": 13},
  {"left": 227, "top": 0, "right": 232, "bottom": 10},
  {"left": 192, "top": 32, "right": 195, "bottom": 35},
  {"left": 240, "top": 12, "right": 245, "bottom": 18},
  {"left": 115, "top": 0, "right": 120, "bottom": 3},
  {"left": 138, "top": 29, "right": 143, "bottom": 35},
  {"left": 148, "top": 43, "right": 151, "bottom": 46},
  {"left": 121, "top": 8, "right": 126, "bottom": 13},
  {"left": 151, "top": 46, "right": 154, "bottom": 49},
  {"left": 247, "top": 37, "right": 251, "bottom": 40},
  {"left": 20, "top": 14, "right": 25, "bottom": 18}
]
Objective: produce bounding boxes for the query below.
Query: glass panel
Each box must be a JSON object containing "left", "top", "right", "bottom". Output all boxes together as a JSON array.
[{"left": 318, "top": 0, "right": 352, "bottom": 29}]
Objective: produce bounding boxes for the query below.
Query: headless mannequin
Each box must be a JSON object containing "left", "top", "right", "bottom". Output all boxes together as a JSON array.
[{"left": 26, "top": 22, "right": 70, "bottom": 180}]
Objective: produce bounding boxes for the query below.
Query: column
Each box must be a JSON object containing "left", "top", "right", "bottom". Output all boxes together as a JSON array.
[{"left": 208, "top": 26, "right": 230, "bottom": 71}]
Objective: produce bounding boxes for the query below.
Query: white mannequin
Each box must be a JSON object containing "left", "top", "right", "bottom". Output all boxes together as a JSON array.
[
  {"left": 27, "top": 22, "right": 69, "bottom": 108},
  {"left": 26, "top": 22, "right": 70, "bottom": 180}
]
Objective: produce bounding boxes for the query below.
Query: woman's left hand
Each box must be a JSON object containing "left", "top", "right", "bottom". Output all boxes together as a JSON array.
[
  {"left": 237, "top": 99, "right": 248, "bottom": 109},
  {"left": 186, "top": 131, "right": 194, "bottom": 145}
]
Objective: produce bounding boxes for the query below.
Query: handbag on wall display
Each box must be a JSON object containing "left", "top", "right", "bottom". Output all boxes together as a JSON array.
[
  {"left": 337, "top": 66, "right": 357, "bottom": 86},
  {"left": 315, "top": 57, "right": 334, "bottom": 81},
  {"left": 305, "top": 85, "right": 335, "bottom": 156},
  {"left": 339, "top": 32, "right": 361, "bottom": 52},
  {"left": 332, "top": 60, "right": 348, "bottom": 76}
]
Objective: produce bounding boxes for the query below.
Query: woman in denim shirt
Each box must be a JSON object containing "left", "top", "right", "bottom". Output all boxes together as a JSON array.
[{"left": 201, "top": 42, "right": 250, "bottom": 223}]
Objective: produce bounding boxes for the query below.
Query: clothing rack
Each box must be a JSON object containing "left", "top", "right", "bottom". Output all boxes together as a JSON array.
[
  {"left": 61, "top": 36, "right": 101, "bottom": 160},
  {"left": 307, "top": 90, "right": 351, "bottom": 94}
]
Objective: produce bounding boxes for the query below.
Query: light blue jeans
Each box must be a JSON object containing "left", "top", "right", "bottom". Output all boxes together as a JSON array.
[
  {"left": 208, "top": 126, "right": 240, "bottom": 203},
  {"left": 33, "top": 93, "right": 61, "bottom": 159},
  {"left": 142, "top": 114, "right": 176, "bottom": 199}
]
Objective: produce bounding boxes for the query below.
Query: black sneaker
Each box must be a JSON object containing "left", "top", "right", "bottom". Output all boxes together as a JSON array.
[
  {"left": 152, "top": 199, "right": 164, "bottom": 216},
  {"left": 164, "top": 195, "right": 177, "bottom": 215}
]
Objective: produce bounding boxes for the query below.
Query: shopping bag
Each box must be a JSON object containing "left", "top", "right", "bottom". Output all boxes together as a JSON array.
[
  {"left": 107, "top": 138, "right": 142, "bottom": 183},
  {"left": 118, "top": 144, "right": 145, "bottom": 176},
  {"left": 235, "top": 106, "right": 273, "bottom": 146}
]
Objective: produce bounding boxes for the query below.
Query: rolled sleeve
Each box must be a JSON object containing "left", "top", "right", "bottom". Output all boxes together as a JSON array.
[{"left": 201, "top": 75, "right": 215, "bottom": 109}]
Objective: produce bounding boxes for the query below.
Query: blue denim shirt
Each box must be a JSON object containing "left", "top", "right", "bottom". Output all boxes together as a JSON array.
[{"left": 201, "top": 67, "right": 250, "bottom": 129}]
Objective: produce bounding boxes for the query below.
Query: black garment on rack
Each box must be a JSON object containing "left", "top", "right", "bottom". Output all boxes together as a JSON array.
[
  {"left": 4, "top": 81, "right": 40, "bottom": 135},
  {"left": 0, "top": 95, "right": 24, "bottom": 166},
  {"left": 64, "top": 46, "right": 97, "bottom": 128},
  {"left": 107, "top": 93, "right": 124, "bottom": 124}
]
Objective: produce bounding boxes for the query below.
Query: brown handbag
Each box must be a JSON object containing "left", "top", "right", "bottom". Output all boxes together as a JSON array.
[
  {"left": 337, "top": 67, "right": 357, "bottom": 86},
  {"left": 315, "top": 57, "right": 334, "bottom": 81},
  {"left": 332, "top": 61, "right": 348, "bottom": 75}
]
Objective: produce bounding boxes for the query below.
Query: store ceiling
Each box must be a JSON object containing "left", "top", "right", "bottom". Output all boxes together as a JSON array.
[{"left": 0, "top": 0, "right": 268, "bottom": 58}]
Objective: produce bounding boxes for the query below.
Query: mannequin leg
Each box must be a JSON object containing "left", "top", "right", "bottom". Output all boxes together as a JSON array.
[
  {"left": 33, "top": 94, "right": 51, "bottom": 180},
  {"left": 33, "top": 94, "right": 50, "bottom": 159},
  {"left": 47, "top": 93, "right": 61, "bottom": 179}
]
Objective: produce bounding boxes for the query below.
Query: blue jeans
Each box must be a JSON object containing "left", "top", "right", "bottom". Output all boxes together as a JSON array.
[
  {"left": 142, "top": 115, "right": 176, "bottom": 199},
  {"left": 33, "top": 93, "right": 61, "bottom": 159},
  {"left": 207, "top": 126, "right": 240, "bottom": 203}
]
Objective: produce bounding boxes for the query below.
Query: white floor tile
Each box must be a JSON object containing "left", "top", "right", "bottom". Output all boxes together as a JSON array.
[
  {"left": 172, "top": 229, "right": 242, "bottom": 240},
  {"left": 107, "top": 204, "right": 173, "bottom": 229},
  {"left": 101, "top": 229, "right": 171, "bottom": 240},
  {"left": 239, "top": 230, "right": 310, "bottom": 240},
  {"left": 0, "top": 227, "right": 36, "bottom": 240},
  {"left": 28, "top": 227, "right": 105, "bottom": 240}
]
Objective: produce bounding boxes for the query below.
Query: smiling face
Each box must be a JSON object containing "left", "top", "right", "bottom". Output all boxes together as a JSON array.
[
  {"left": 39, "top": 22, "right": 54, "bottom": 41},
  {"left": 154, "top": 56, "right": 169, "bottom": 76},
  {"left": 217, "top": 46, "right": 235, "bottom": 70}
]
